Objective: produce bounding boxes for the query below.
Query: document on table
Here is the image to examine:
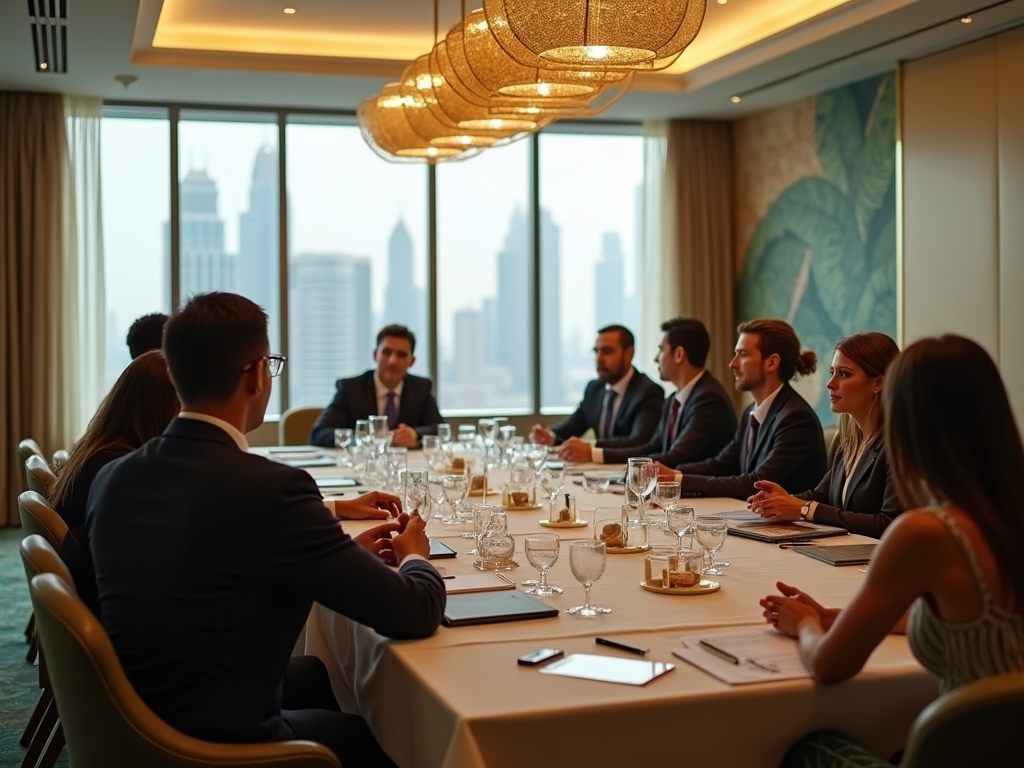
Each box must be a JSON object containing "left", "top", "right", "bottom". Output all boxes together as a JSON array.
[{"left": 673, "top": 628, "right": 811, "bottom": 684}]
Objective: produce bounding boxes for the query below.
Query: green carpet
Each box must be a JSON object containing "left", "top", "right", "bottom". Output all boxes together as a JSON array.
[{"left": 0, "top": 526, "right": 68, "bottom": 767}]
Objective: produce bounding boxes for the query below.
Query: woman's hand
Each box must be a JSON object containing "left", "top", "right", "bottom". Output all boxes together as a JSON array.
[
  {"left": 334, "top": 490, "right": 402, "bottom": 520},
  {"left": 759, "top": 582, "right": 839, "bottom": 636},
  {"left": 747, "top": 480, "right": 803, "bottom": 521}
]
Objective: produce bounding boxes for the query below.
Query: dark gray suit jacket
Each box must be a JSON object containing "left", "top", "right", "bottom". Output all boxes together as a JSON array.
[
  {"left": 551, "top": 368, "right": 664, "bottom": 447},
  {"left": 600, "top": 371, "right": 737, "bottom": 466},
  {"left": 310, "top": 369, "right": 443, "bottom": 447},
  {"left": 86, "top": 418, "right": 445, "bottom": 746},
  {"left": 796, "top": 437, "right": 901, "bottom": 538},
  {"left": 676, "top": 382, "right": 827, "bottom": 500}
]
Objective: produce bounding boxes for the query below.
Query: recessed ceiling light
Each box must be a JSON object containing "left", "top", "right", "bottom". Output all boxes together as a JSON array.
[
  {"left": 283, "top": 7, "right": 297, "bottom": 14},
  {"left": 961, "top": 16, "right": 972, "bottom": 24},
  {"left": 40, "top": 62, "right": 48, "bottom": 70},
  {"left": 730, "top": 95, "right": 741, "bottom": 103},
  {"left": 718, "top": 0, "right": 727, "bottom": 4}
]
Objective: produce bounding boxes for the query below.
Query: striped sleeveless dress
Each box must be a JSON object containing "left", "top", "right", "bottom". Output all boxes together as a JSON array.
[{"left": 907, "top": 509, "right": 1024, "bottom": 694}]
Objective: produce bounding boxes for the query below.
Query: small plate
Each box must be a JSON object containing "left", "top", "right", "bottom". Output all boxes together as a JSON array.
[
  {"left": 539, "top": 519, "right": 589, "bottom": 528},
  {"left": 504, "top": 504, "right": 543, "bottom": 512},
  {"left": 640, "top": 578, "right": 720, "bottom": 595},
  {"left": 606, "top": 544, "right": 652, "bottom": 555}
]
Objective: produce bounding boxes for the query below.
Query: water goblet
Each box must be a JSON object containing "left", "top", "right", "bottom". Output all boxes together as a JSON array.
[
  {"left": 626, "top": 457, "right": 657, "bottom": 526},
  {"left": 457, "top": 424, "right": 477, "bottom": 446},
  {"left": 404, "top": 468, "right": 429, "bottom": 517},
  {"left": 695, "top": 516, "right": 729, "bottom": 576},
  {"left": 422, "top": 435, "right": 442, "bottom": 471},
  {"left": 354, "top": 419, "right": 371, "bottom": 448},
  {"left": 665, "top": 504, "right": 695, "bottom": 556},
  {"left": 426, "top": 475, "right": 446, "bottom": 520},
  {"left": 653, "top": 481, "right": 681, "bottom": 529},
  {"left": 566, "top": 540, "right": 611, "bottom": 616},
  {"left": 437, "top": 423, "right": 452, "bottom": 445},
  {"left": 539, "top": 462, "right": 566, "bottom": 516},
  {"left": 581, "top": 471, "right": 613, "bottom": 494},
  {"left": 334, "top": 428, "right": 354, "bottom": 467},
  {"left": 527, "top": 444, "right": 548, "bottom": 473},
  {"left": 385, "top": 447, "right": 408, "bottom": 492},
  {"left": 441, "top": 473, "right": 469, "bottom": 524},
  {"left": 524, "top": 534, "right": 563, "bottom": 596}
]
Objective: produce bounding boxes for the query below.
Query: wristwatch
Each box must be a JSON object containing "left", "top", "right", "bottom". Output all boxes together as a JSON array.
[{"left": 799, "top": 503, "right": 811, "bottom": 521}]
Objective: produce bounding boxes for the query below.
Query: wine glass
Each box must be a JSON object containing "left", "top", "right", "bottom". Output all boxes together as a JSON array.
[
  {"left": 665, "top": 504, "right": 694, "bottom": 556},
  {"left": 524, "top": 534, "right": 563, "bottom": 596},
  {"left": 385, "top": 447, "right": 408, "bottom": 493},
  {"left": 441, "top": 473, "right": 469, "bottom": 524},
  {"left": 437, "top": 423, "right": 452, "bottom": 445},
  {"left": 527, "top": 444, "right": 548, "bottom": 473},
  {"left": 458, "top": 424, "right": 477, "bottom": 446},
  {"left": 653, "top": 481, "right": 681, "bottom": 530},
  {"left": 334, "top": 428, "right": 354, "bottom": 467},
  {"left": 422, "top": 435, "right": 442, "bottom": 471},
  {"left": 566, "top": 541, "right": 611, "bottom": 616},
  {"left": 426, "top": 475, "right": 446, "bottom": 520},
  {"left": 695, "top": 516, "right": 729, "bottom": 576},
  {"left": 404, "top": 468, "right": 429, "bottom": 517},
  {"left": 626, "top": 457, "right": 658, "bottom": 526},
  {"left": 539, "top": 462, "right": 566, "bottom": 515},
  {"left": 354, "top": 419, "right": 371, "bottom": 448},
  {"left": 496, "top": 423, "right": 515, "bottom": 467}
]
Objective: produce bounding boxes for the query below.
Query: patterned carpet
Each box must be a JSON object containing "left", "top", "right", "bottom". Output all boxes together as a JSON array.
[{"left": 0, "top": 526, "right": 68, "bottom": 767}]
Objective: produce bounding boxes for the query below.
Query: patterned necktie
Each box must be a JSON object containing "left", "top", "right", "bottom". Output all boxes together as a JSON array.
[
  {"left": 599, "top": 388, "right": 615, "bottom": 439},
  {"left": 666, "top": 397, "right": 682, "bottom": 448},
  {"left": 385, "top": 391, "right": 398, "bottom": 430},
  {"left": 745, "top": 413, "right": 760, "bottom": 470}
]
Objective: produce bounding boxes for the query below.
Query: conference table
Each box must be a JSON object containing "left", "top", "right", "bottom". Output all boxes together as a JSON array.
[{"left": 290, "top": 450, "right": 939, "bottom": 768}]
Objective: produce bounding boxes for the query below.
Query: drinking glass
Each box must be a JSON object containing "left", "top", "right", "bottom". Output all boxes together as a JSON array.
[
  {"left": 497, "top": 423, "right": 515, "bottom": 467},
  {"left": 467, "top": 504, "right": 494, "bottom": 555},
  {"left": 386, "top": 447, "right": 408, "bottom": 492},
  {"left": 527, "top": 444, "right": 548, "bottom": 473},
  {"left": 539, "top": 462, "right": 566, "bottom": 515},
  {"left": 458, "top": 424, "right": 477, "bottom": 445},
  {"left": 354, "top": 419, "right": 371, "bottom": 448},
  {"left": 422, "top": 435, "right": 442, "bottom": 471},
  {"left": 695, "top": 516, "right": 729, "bottom": 576},
  {"left": 426, "top": 475, "right": 447, "bottom": 520},
  {"left": 581, "top": 471, "right": 614, "bottom": 493},
  {"left": 405, "top": 468, "right": 429, "bottom": 517},
  {"left": 369, "top": 415, "right": 390, "bottom": 450},
  {"left": 441, "top": 473, "right": 469, "bottom": 524},
  {"left": 666, "top": 504, "right": 695, "bottom": 556},
  {"left": 626, "top": 457, "right": 658, "bottom": 526},
  {"left": 652, "top": 481, "right": 681, "bottom": 529},
  {"left": 566, "top": 540, "right": 611, "bottom": 616},
  {"left": 437, "top": 423, "right": 452, "bottom": 445},
  {"left": 334, "top": 428, "right": 354, "bottom": 467},
  {"left": 524, "top": 534, "right": 563, "bottom": 596}
]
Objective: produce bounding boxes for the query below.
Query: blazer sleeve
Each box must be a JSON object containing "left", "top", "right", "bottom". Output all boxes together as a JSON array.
[
  {"left": 596, "top": 379, "right": 664, "bottom": 448},
  {"left": 649, "top": 387, "right": 737, "bottom": 467},
  {"left": 795, "top": 456, "right": 836, "bottom": 504},
  {"left": 800, "top": 450, "right": 903, "bottom": 538},
  {"left": 551, "top": 384, "right": 598, "bottom": 443},
  {"left": 674, "top": 413, "right": 746, "bottom": 479},
  {"left": 263, "top": 471, "right": 446, "bottom": 639},
  {"left": 678, "top": 405, "right": 821, "bottom": 500},
  {"left": 310, "top": 380, "right": 353, "bottom": 447}
]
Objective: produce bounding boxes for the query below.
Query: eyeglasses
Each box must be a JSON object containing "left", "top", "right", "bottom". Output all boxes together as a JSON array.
[{"left": 244, "top": 354, "right": 287, "bottom": 377}]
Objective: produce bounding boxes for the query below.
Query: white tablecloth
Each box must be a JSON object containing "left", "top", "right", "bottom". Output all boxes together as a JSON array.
[{"left": 294, "top": 452, "right": 939, "bottom": 768}]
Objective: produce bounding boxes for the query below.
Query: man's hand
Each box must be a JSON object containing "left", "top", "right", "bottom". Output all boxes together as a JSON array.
[
  {"left": 391, "top": 423, "right": 419, "bottom": 448},
  {"left": 354, "top": 516, "right": 404, "bottom": 564},
  {"left": 335, "top": 490, "right": 402, "bottom": 520},
  {"left": 557, "top": 437, "right": 593, "bottom": 463},
  {"left": 654, "top": 461, "right": 678, "bottom": 482},
  {"left": 530, "top": 425, "right": 555, "bottom": 446},
  {"left": 391, "top": 510, "right": 431, "bottom": 564}
]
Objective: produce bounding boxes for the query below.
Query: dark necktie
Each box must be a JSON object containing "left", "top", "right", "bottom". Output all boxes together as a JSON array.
[
  {"left": 385, "top": 391, "right": 398, "bottom": 430},
  {"left": 745, "top": 413, "right": 760, "bottom": 470},
  {"left": 666, "top": 397, "right": 682, "bottom": 449},
  {"left": 599, "top": 388, "right": 615, "bottom": 440}
]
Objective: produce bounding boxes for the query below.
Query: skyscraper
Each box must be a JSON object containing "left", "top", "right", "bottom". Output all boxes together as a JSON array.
[
  {"left": 539, "top": 209, "right": 564, "bottom": 405},
  {"left": 170, "top": 168, "right": 232, "bottom": 302},
  {"left": 493, "top": 207, "right": 531, "bottom": 396},
  {"left": 239, "top": 145, "right": 282, "bottom": 347},
  {"left": 382, "top": 219, "right": 428, "bottom": 372},
  {"left": 595, "top": 232, "right": 625, "bottom": 330},
  {"left": 288, "top": 252, "right": 372, "bottom": 408}
]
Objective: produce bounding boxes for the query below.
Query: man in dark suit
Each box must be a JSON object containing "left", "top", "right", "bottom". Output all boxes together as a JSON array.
[
  {"left": 531, "top": 325, "right": 664, "bottom": 449},
  {"left": 310, "top": 324, "right": 442, "bottom": 448},
  {"left": 87, "top": 293, "right": 444, "bottom": 768},
  {"left": 659, "top": 318, "right": 827, "bottom": 500},
  {"left": 559, "top": 318, "right": 736, "bottom": 465}
]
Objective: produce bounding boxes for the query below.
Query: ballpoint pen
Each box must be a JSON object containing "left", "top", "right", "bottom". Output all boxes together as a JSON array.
[
  {"left": 699, "top": 639, "right": 740, "bottom": 664},
  {"left": 596, "top": 637, "right": 649, "bottom": 655}
]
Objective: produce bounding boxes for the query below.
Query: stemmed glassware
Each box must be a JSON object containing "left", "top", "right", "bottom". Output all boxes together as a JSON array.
[
  {"left": 527, "top": 444, "right": 548, "bottom": 473},
  {"left": 524, "top": 534, "right": 563, "bottom": 596},
  {"left": 665, "top": 504, "right": 695, "bottom": 556},
  {"left": 458, "top": 424, "right": 477, "bottom": 446},
  {"left": 653, "top": 481, "right": 681, "bottom": 530},
  {"left": 441, "top": 473, "right": 469, "bottom": 524},
  {"left": 426, "top": 475, "right": 446, "bottom": 520},
  {"left": 695, "top": 516, "right": 729, "bottom": 576},
  {"left": 467, "top": 505, "right": 494, "bottom": 555},
  {"left": 496, "top": 424, "right": 515, "bottom": 468},
  {"left": 422, "top": 435, "right": 442, "bottom": 471},
  {"left": 626, "top": 457, "right": 658, "bottom": 526},
  {"left": 539, "top": 462, "right": 566, "bottom": 516},
  {"left": 354, "top": 419, "right": 372, "bottom": 453},
  {"left": 437, "top": 423, "right": 452, "bottom": 446},
  {"left": 566, "top": 540, "right": 611, "bottom": 616},
  {"left": 334, "top": 428, "right": 354, "bottom": 467},
  {"left": 404, "top": 468, "right": 429, "bottom": 516}
]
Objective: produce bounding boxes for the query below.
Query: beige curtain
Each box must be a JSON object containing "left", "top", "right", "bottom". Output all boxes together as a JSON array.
[
  {"left": 0, "top": 92, "right": 78, "bottom": 526},
  {"left": 664, "top": 121, "right": 737, "bottom": 404}
]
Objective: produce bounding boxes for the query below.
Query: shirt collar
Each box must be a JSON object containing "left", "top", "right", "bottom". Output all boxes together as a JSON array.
[
  {"left": 374, "top": 372, "right": 405, "bottom": 400},
  {"left": 674, "top": 368, "right": 706, "bottom": 408},
  {"left": 177, "top": 412, "right": 249, "bottom": 451},
  {"left": 607, "top": 366, "right": 635, "bottom": 397},
  {"left": 751, "top": 383, "right": 785, "bottom": 425}
]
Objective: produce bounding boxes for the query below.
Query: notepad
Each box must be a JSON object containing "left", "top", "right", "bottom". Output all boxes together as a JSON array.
[
  {"left": 442, "top": 591, "right": 559, "bottom": 627},
  {"left": 429, "top": 539, "right": 457, "bottom": 559},
  {"left": 539, "top": 654, "right": 674, "bottom": 686},
  {"left": 726, "top": 521, "right": 848, "bottom": 542},
  {"left": 673, "top": 628, "right": 810, "bottom": 685},
  {"left": 279, "top": 456, "right": 338, "bottom": 468},
  {"left": 443, "top": 572, "right": 516, "bottom": 595},
  {"left": 314, "top": 477, "right": 360, "bottom": 489},
  {"left": 793, "top": 544, "right": 876, "bottom": 566}
]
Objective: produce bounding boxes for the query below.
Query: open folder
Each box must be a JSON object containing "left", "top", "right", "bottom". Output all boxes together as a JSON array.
[{"left": 443, "top": 591, "right": 559, "bottom": 627}]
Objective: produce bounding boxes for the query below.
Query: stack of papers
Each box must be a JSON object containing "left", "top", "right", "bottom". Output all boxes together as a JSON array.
[{"left": 673, "top": 628, "right": 811, "bottom": 684}]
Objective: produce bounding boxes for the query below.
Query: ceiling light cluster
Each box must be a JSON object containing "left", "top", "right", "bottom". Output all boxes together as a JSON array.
[{"left": 359, "top": 0, "right": 709, "bottom": 163}]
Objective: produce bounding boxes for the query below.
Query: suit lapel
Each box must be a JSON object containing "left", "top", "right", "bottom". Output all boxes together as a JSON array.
[
  {"left": 397, "top": 377, "right": 415, "bottom": 424},
  {"left": 843, "top": 439, "right": 881, "bottom": 506},
  {"left": 612, "top": 369, "right": 637, "bottom": 435},
  {"left": 748, "top": 386, "right": 790, "bottom": 472},
  {"left": 361, "top": 372, "right": 379, "bottom": 419}
]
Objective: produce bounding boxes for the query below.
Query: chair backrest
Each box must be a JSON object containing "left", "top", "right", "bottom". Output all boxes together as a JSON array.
[
  {"left": 279, "top": 407, "right": 322, "bottom": 446},
  {"left": 822, "top": 424, "right": 840, "bottom": 466},
  {"left": 902, "top": 671, "right": 1024, "bottom": 768},
  {"left": 19, "top": 437, "right": 45, "bottom": 462},
  {"left": 51, "top": 449, "right": 70, "bottom": 475},
  {"left": 18, "top": 491, "right": 69, "bottom": 552},
  {"left": 25, "top": 454, "right": 57, "bottom": 496},
  {"left": 29, "top": 573, "right": 341, "bottom": 768},
  {"left": 21, "top": 534, "right": 76, "bottom": 594}
]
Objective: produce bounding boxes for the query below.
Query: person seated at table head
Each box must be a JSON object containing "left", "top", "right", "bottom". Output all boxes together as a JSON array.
[
  {"left": 50, "top": 349, "right": 179, "bottom": 616},
  {"left": 761, "top": 335, "right": 1024, "bottom": 748},
  {"left": 310, "top": 323, "right": 442, "bottom": 449},
  {"left": 747, "top": 332, "right": 902, "bottom": 538},
  {"left": 125, "top": 311, "right": 169, "bottom": 360},
  {"left": 86, "top": 291, "right": 445, "bottom": 768},
  {"left": 658, "top": 318, "right": 826, "bottom": 499},
  {"left": 559, "top": 318, "right": 736, "bottom": 466},
  {"left": 531, "top": 324, "right": 664, "bottom": 449}
]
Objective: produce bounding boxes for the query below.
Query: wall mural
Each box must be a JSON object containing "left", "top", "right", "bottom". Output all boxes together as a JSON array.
[{"left": 735, "top": 72, "right": 897, "bottom": 425}]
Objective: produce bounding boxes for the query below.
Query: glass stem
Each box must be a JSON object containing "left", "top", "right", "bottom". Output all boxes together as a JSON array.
[
  {"left": 583, "top": 581, "right": 592, "bottom": 611},
  {"left": 538, "top": 569, "right": 549, "bottom": 589}
]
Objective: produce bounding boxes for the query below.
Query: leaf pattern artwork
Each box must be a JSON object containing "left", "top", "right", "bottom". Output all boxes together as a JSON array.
[{"left": 737, "top": 73, "right": 897, "bottom": 424}]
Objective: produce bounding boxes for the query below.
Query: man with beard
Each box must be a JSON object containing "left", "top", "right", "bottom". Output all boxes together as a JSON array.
[{"left": 530, "top": 325, "right": 663, "bottom": 450}]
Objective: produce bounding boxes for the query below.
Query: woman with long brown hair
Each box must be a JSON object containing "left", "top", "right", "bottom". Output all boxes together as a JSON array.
[
  {"left": 747, "top": 331, "right": 901, "bottom": 537},
  {"left": 761, "top": 335, "right": 1024, "bottom": 765},
  {"left": 54, "top": 349, "right": 179, "bottom": 613}
]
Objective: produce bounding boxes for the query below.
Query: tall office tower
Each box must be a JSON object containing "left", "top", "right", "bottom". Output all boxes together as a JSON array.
[
  {"left": 288, "top": 252, "right": 372, "bottom": 408},
  {"left": 239, "top": 145, "right": 282, "bottom": 347},
  {"left": 625, "top": 183, "right": 643, "bottom": 338},
  {"left": 453, "top": 308, "right": 485, "bottom": 384},
  {"left": 170, "top": 168, "right": 233, "bottom": 303},
  {"left": 539, "top": 208, "right": 564, "bottom": 405},
  {"left": 595, "top": 231, "right": 625, "bottom": 331},
  {"left": 481, "top": 296, "right": 500, "bottom": 367},
  {"left": 494, "top": 207, "right": 531, "bottom": 396},
  {"left": 383, "top": 219, "right": 428, "bottom": 373}
]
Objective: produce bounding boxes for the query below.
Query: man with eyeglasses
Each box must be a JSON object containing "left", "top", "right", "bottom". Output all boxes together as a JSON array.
[{"left": 86, "top": 292, "right": 444, "bottom": 768}]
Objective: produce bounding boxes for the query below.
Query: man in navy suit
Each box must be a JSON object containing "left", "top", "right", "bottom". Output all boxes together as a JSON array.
[
  {"left": 559, "top": 318, "right": 736, "bottom": 465},
  {"left": 530, "top": 325, "right": 664, "bottom": 450},
  {"left": 659, "top": 318, "right": 827, "bottom": 500},
  {"left": 311, "top": 324, "right": 442, "bottom": 448},
  {"left": 87, "top": 293, "right": 444, "bottom": 767}
]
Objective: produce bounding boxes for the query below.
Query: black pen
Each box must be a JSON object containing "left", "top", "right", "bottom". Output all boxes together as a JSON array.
[
  {"left": 699, "top": 639, "right": 740, "bottom": 665},
  {"left": 596, "top": 637, "right": 649, "bottom": 655}
]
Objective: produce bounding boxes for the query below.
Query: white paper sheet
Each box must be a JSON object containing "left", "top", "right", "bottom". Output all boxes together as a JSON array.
[{"left": 673, "top": 628, "right": 812, "bottom": 684}]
